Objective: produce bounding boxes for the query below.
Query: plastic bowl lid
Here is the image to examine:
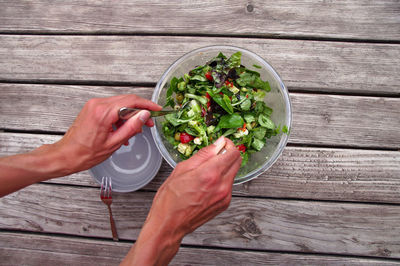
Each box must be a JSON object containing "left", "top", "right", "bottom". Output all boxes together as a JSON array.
[{"left": 89, "top": 126, "right": 162, "bottom": 192}]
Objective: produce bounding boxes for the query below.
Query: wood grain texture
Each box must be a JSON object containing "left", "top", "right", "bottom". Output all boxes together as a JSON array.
[
  {"left": 1, "top": 233, "right": 397, "bottom": 266},
  {"left": 0, "top": 35, "right": 399, "bottom": 95},
  {"left": 1, "top": 132, "right": 400, "bottom": 203},
  {"left": 1, "top": 84, "right": 399, "bottom": 149},
  {"left": 1, "top": 184, "right": 400, "bottom": 258},
  {"left": 0, "top": 0, "right": 399, "bottom": 41}
]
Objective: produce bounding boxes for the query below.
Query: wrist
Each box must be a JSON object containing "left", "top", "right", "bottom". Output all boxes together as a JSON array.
[
  {"left": 32, "top": 143, "right": 75, "bottom": 180},
  {"left": 122, "top": 217, "right": 184, "bottom": 265}
]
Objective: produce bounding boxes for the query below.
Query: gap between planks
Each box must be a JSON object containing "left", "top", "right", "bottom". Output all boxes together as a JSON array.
[
  {"left": 1, "top": 31, "right": 400, "bottom": 45},
  {"left": 0, "top": 80, "right": 399, "bottom": 98},
  {"left": 1, "top": 230, "right": 400, "bottom": 264}
]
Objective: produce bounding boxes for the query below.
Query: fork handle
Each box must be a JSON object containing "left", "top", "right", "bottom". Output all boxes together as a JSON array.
[
  {"left": 107, "top": 205, "right": 119, "bottom": 241},
  {"left": 119, "top": 107, "right": 175, "bottom": 119}
]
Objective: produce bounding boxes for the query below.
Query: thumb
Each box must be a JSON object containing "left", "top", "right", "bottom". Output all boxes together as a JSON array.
[
  {"left": 176, "top": 136, "right": 227, "bottom": 173},
  {"left": 109, "top": 110, "right": 151, "bottom": 146}
]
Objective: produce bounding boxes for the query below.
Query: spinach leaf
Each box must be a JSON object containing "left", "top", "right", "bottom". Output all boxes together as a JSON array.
[
  {"left": 240, "top": 98, "right": 251, "bottom": 111},
  {"left": 282, "top": 125, "right": 289, "bottom": 134},
  {"left": 185, "top": 127, "right": 198, "bottom": 136},
  {"left": 252, "top": 138, "right": 265, "bottom": 151},
  {"left": 263, "top": 105, "right": 273, "bottom": 116},
  {"left": 258, "top": 114, "right": 275, "bottom": 129},
  {"left": 217, "top": 52, "right": 227, "bottom": 59},
  {"left": 165, "top": 114, "right": 193, "bottom": 127},
  {"left": 222, "top": 128, "right": 237, "bottom": 137},
  {"left": 223, "top": 94, "right": 234, "bottom": 114},
  {"left": 236, "top": 71, "right": 271, "bottom": 91},
  {"left": 207, "top": 89, "right": 234, "bottom": 114},
  {"left": 217, "top": 113, "right": 244, "bottom": 129},
  {"left": 253, "top": 127, "right": 267, "bottom": 139},
  {"left": 255, "top": 101, "right": 265, "bottom": 114},
  {"left": 170, "top": 77, "right": 179, "bottom": 92},
  {"left": 185, "top": 93, "right": 208, "bottom": 105},
  {"left": 164, "top": 97, "right": 175, "bottom": 108},
  {"left": 227, "top": 52, "right": 241, "bottom": 68},
  {"left": 254, "top": 90, "right": 266, "bottom": 101},
  {"left": 244, "top": 113, "right": 255, "bottom": 124},
  {"left": 162, "top": 121, "right": 175, "bottom": 136},
  {"left": 190, "top": 75, "right": 207, "bottom": 82},
  {"left": 164, "top": 77, "right": 179, "bottom": 108},
  {"left": 236, "top": 72, "right": 255, "bottom": 87}
]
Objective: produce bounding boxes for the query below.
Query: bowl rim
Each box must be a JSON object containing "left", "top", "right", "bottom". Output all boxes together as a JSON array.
[{"left": 151, "top": 45, "right": 292, "bottom": 185}]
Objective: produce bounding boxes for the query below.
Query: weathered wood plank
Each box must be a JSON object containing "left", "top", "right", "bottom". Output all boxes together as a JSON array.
[
  {"left": 1, "top": 84, "right": 399, "bottom": 148},
  {"left": 0, "top": 0, "right": 399, "bottom": 41},
  {"left": 1, "top": 184, "right": 399, "bottom": 258},
  {"left": 0, "top": 35, "right": 399, "bottom": 95},
  {"left": 1, "top": 132, "right": 400, "bottom": 203},
  {"left": 1, "top": 233, "right": 397, "bottom": 266}
]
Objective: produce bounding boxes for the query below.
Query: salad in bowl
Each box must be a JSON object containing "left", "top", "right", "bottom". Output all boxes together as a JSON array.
[{"left": 151, "top": 46, "right": 291, "bottom": 184}]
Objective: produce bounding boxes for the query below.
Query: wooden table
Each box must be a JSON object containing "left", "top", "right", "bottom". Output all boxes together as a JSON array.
[{"left": 0, "top": 1, "right": 399, "bottom": 265}]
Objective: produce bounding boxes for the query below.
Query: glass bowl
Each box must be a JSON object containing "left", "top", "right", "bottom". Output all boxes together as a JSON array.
[{"left": 151, "top": 45, "right": 292, "bottom": 184}]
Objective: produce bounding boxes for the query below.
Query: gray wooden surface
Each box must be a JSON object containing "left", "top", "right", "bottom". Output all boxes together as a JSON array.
[
  {"left": 1, "top": 1, "right": 399, "bottom": 41},
  {"left": 0, "top": 1, "right": 399, "bottom": 265}
]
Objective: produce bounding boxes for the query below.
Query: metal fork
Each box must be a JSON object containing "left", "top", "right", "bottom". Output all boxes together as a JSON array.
[
  {"left": 100, "top": 176, "right": 119, "bottom": 241},
  {"left": 118, "top": 101, "right": 190, "bottom": 120}
]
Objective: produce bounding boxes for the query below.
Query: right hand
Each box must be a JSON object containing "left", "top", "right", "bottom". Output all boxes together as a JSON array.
[
  {"left": 123, "top": 137, "right": 242, "bottom": 265},
  {"left": 149, "top": 136, "right": 242, "bottom": 235}
]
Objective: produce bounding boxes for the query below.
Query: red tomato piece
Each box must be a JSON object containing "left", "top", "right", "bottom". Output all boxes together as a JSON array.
[
  {"left": 205, "top": 72, "right": 213, "bottom": 81},
  {"left": 237, "top": 144, "right": 246, "bottom": 153},
  {"left": 225, "top": 81, "right": 233, "bottom": 87},
  {"left": 180, "top": 132, "right": 194, "bottom": 144}
]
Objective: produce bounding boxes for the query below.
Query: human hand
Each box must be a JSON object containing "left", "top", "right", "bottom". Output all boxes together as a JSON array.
[
  {"left": 150, "top": 137, "right": 241, "bottom": 235},
  {"left": 122, "top": 137, "right": 241, "bottom": 265},
  {"left": 54, "top": 94, "right": 162, "bottom": 173}
]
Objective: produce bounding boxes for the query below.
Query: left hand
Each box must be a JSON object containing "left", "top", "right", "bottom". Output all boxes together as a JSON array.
[{"left": 54, "top": 94, "right": 162, "bottom": 173}]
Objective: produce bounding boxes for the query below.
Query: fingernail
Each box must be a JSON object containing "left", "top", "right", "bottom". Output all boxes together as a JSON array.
[
  {"left": 213, "top": 136, "right": 226, "bottom": 154},
  {"left": 138, "top": 110, "right": 151, "bottom": 123}
]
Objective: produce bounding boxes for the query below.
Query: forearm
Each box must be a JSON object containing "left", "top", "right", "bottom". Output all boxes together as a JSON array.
[
  {"left": 0, "top": 143, "right": 72, "bottom": 197},
  {"left": 121, "top": 217, "right": 184, "bottom": 266}
]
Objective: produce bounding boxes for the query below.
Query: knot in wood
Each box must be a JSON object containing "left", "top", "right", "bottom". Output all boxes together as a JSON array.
[
  {"left": 235, "top": 214, "right": 262, "bottom": 240},
  {"left": 246, "top": 4, "right": 254, "bottom": 12}
]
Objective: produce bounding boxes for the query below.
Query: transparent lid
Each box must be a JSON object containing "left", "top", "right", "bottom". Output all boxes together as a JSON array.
[{"left": 89, "top": 126, "right": 162, "bottom": 192}]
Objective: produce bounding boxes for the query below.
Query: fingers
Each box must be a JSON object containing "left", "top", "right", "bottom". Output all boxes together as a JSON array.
[
  {"left": 112, "top": 95, "right": 162, "bottom": 114},
  {"left": 174, "top": 137, "right": 227, "bottom": 174},
  {"left": 145, "top": 118, "right": 155, "bottom": 127},
  {"left": 201, "top": 140, "right": 241, "bottom": 179},
  {"left": 102, "top": 94, "right": 162, "bottom": 124},
  {"left": 222, "top": 154, "right": 242, "bottom": 186},
  {"left": 108, "top": 110, "right": 151, "bottom": 147}
]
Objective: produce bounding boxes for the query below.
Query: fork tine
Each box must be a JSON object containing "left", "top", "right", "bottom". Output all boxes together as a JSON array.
[
  {"left": 109, "top": 177, "right": 112, "bottom": 198},
  {"left": 100, "top": 176, "right": 105, "bottom": 197},
  {"left": 104, "top": 176, "right": 110, "bottom": 198}
]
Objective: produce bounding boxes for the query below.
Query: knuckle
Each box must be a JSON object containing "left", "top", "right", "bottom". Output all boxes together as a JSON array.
[
  {"left": 85, "top": 98, "right": 98, "bottom": 108},
  {"left": 200, "top": 172, "right": 219, "bottom": 185},
  {"left": 174, "top": 161, "right": 188, "bottom": 173},
  {"left": 126, "top": 94, "right": 139, "bottom": 104},
  {"left": 216, "top": 184, "right": 232, "bottom": 202},
  {"left": 93, "top": 104, "right": 107, "bottom": 121},
  {"left": 232, "top": 147, "right": 241, "bottom": 157}
]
